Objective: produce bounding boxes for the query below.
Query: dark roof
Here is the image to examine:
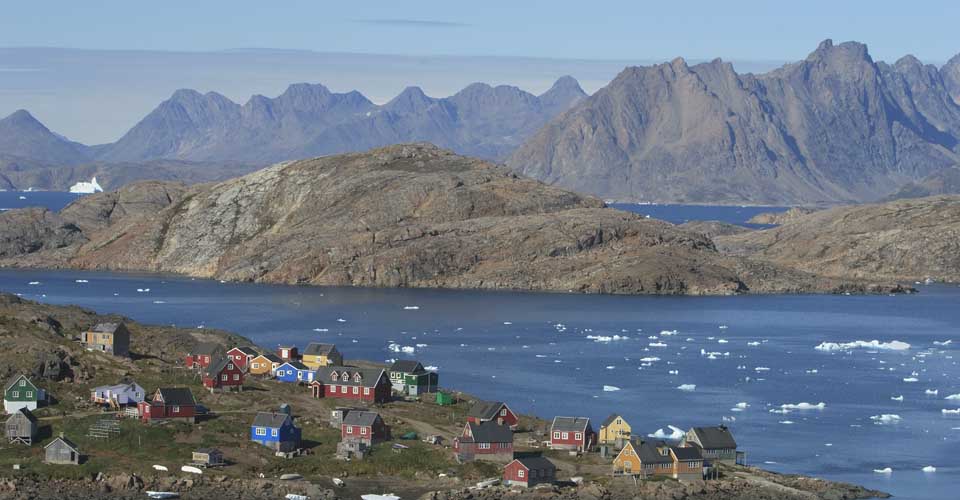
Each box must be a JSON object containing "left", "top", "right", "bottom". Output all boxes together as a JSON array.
[
  {"left": 342, "top": 410, "right": 381, "bottom": 427},
  {"left": 8, "top": 407, "right": 37, "bottom": 423},
  {"left": 45, "top": 436, "right": 79, "bottom": 451},
  {"left": 601, "top": 414, "right": 623, "bottom": 428},
  {"left": 303, "top": 343, "right": 338, "bottom": 356},
  {"left": 389, "top": 360, "right": 424, "bottom": 373},
  {"left": 195, "top": 447, "right": 222, "bottom": 454},
  {"left": 155, "top": 387, "right": 196, "bottom": 406},
  {"left": 551, "top": 416, "right": 590, "bottom": 433},
  {"left": 321, "top": 366, "right": 387, "bottom": 388},
  {"left": 252, "top": 412, "right": 293, "bottom": 428},
  {"left": 255, "top": 353, "right": 282, "bottom": 362},
  {"left": 634, "top": 440, "right": 673, "bottom": 465},
  {"left": 691, "top": 426, "right": 737, "bottom": 450},
  {"left": 280, "top": 361, "right": 310, "bottom": 370},
  {"left": 671, "top": 446, "right": 702, "bottom": 461},
  {"left": 462, "top": 421, "right": 512, "bottom": 444},
  {"left": 204, "top": 356, "right": 234, "bottom": 377},
  {"left": 90, "top": 322, "right": 123, "bottom": 333},
  {"left": 230, "top": 346, "right": 259, "bottom": 356},
  {"left": 191, "top": 342, "right": 224, "bottom": 356},
  {"left": 513, "top": 456, "right": 556, "bottom": 471},
  {"left": 467, "top": 401, "right": 506, "bottom": 420},
  {"left": 4, "top": 374, "right": 33, "bottom": 393}
]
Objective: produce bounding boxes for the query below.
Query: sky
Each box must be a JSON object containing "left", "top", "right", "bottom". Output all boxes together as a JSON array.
[{"left": 2, "top": 1, "right": 958, "bottom": 144}]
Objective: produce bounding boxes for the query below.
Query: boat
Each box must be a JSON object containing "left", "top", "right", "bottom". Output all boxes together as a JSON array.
[
  {"left": 180, "top": 465, "right": 203, "bottom": 475},
  {"left": 332, "top": 478, "right": 345, "bottom": 487},
  {"left": 146, "top": 492, "right": 179, "bottom": 499},
  {"left": 280, "top": 473, "right": 303, "bottom": 480},
  {"left": 475, "top": 478, "right": 500, "bottom": 489},
  {"left": 361, "top": 495, "right": 400, "bottom": 500},
  {"left": 151, "top": 465, "right": 168, "bottom": 472}
]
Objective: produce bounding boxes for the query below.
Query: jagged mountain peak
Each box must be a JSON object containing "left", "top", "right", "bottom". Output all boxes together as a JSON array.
[
  {"left": 0, "top": 109, "right": 90, "bottom": 165},
  {"left": 384, "top": 86, "right": 436, "bottom": 114},
  {"left": 805, "top": 39, "right": 872, "bottom": 65}
]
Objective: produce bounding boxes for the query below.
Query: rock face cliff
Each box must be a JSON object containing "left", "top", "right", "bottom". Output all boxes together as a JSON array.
[
  {"left": 508, "top": 40, "right": 960, "bottom": 204},
  {"left": 717, "top": 196, "right": 960, "bottom": 283},
  {"left": 1, "top": 144, "right": 899, "bottom": 295}
]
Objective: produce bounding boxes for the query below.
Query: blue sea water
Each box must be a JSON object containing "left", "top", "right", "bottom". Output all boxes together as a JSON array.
[
  {"left": 1, "top": 194, "right": 956, "bottom": 499},
  {"left": 0, "top": 191, "right": 84, "bottom": 212},
  {"left": 610, "top": 203, "right": 788, "bottom": 228}
]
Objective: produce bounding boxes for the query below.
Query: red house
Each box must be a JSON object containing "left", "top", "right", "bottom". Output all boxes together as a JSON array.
[
  {"left": 137, "top": 387, "right": 197, "bottom": 424},
  {"left": 466, "top": 401, "right": 519, "bottom": 430},
  {"left": 226, "top": 346, "right": 259, "bottom": 371},
  {"left": 340, "top": 410, "right": 389, "bottom": 446},
  {"left": 550, "top": 416, "right": 595, "bottom": 452},
  {"left": 504, "top": 456, "right": 557, "bottom": 488},
  {"left": 277, "top": 345, "right": 299, "bottom": 362},
  {"left": 202, "top": 356, "right": 245, "bottom": 393},
  {"left": 453, "top": 420, "right": 514, "bottom": 462},
  {"left": 311, "top": 366, "right": 391, "bottom": 403},
  {"left": 185, "top": 342, "right": 226, "bottom": 370}
]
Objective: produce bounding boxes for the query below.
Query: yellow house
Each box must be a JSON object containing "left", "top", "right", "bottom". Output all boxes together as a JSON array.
[
  {"left": 599, "top": 414, "right": 631, "bottom": 447},
  {"left": 249, "top": 353, "right": 283, "bottom": 377},
  {"left": 301, "top": 343, "right": 343, "bottom": 370},
  {"left": 612, "top": 439, "right": 644, "bottom": 475}
]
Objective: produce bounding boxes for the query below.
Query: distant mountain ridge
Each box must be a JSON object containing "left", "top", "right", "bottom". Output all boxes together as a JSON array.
[{"left": 508, "top": 40, "right": 960, "bottom": 204}]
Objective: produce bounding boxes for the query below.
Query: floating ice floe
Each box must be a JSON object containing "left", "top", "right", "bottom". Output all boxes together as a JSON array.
[
  {"left": 27, "top": 281, "right": 40, "bottom": 285},
  {"left": 69, "top": 177, "right": 103, "bottom": 194},
  {"left": 75, "top": 279, "right": 89, "bottom": 283},
  {"left": 152, "top": 300, "right": 166, "bottom": 304},
  {"left": 873, "top": 467, "right": 893, "bottom": 474},
  {"left": 403, "top": 306, "right": 420, "bottom": 310},
  {"left": 754, "top": 367, "right": 770, "bottom": 372},
  {"left": 648, "top": 425, "right": 685, "bottom": 440},
  {"left": 870, "top": 414, "right": 902, "bottom": 425},
  {"left": 943, "top": 409, "right": 960, "bottom": 415},
  {"left": 587, "top": 335, "right": 629, "bottom": 342},
  {"left": 815, "top": 340, "right": 910, "bottom": 351},
  {"left": 337, "top": 318, "right": 346, "bottom": 323},
  {"left": 313, "top": 328, "right": 329, "bottom": 332},
  {"left": 933, "top": 340, "right": 952, "bottom": 346},
  {"left": 925, "top": 389, "right": 939, "bottom": 395},
  {"left": 891, "top": 395, "right": 904, "bottom": 401},
  {"left": 603, "top": 385, "right": 621, "bottom": 392},
  {"left": 719, "top": 325, "right": 728, "bottom": 329},
  {"left": 747, "top": 341, "right": 761, "bottom": 346},
  {"left": 779, "top": 420, "right": 795, "bottom": 425},
  {"left": 649, "top": 342, "right": 668, "bottom": 347},
  {"left": 503, "top": 321, "right": 512, "bottom": 325},
  {"left": 734, "top": 402, "right": 749, "bottom": 409},
  {"left": 805, "top": 369, "right": 819, "bottom": 374},
  {"left": 780, "top": 402, "right": 826, "bottom": 411},
  {"left": 903, "top": 377, "right": 919, "bottom": 383},
  {"left": 639, "top": 357, "right": 660, "bottom": 363},
  {"left": 668, "top": 369, "right": 679, "bottom": 375},
  {"left": 945, "top": 394, "right": 960, "bottom": 400},
  {"left": 660, "top": 330, "right": 678, "bottom": 336},
  {"left": 605, "top": 366, "right": 616, "bottom": 370},
  {"left": 136, "top": 288, "right": 150, "bottom": 293},
  {"left": 922, "top": 466, "right": 936, "bottom": 473},
  {"left": 676, "top": 384, "right": 696, "bottom": 392},
  {"left": 717, "top": 339, "right": 728, "bottom": 344}
]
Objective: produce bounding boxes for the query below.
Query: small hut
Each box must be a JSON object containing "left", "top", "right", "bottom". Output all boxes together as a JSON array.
[
  {"left": 5, "top": 408, "right": 38, "bottom": 445},
  {"left": 435, "top": 391, "right": 454, "bottom": 406},
  {"left": 192, "top": 448, "right": 224, "bottom": 467},
  {"left": 44, "top": 435, "right": 80, "bottom": 465}
]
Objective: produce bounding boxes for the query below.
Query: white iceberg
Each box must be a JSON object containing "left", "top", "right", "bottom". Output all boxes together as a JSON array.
[
  {"left": 890, "top": 395, "right": 904, "bottom": 401},
  {"left": 944, "top": 394, "right": 960, "bottom": 400},
  {"left": 870, "top": 414, "right": 901, "bottom": 425},
  {"left": 873, "top": 467, "right": 892, "bottom": 474},
  {"left": 903, "top": 377, "right": 919, "bottom": 383},
  {"left": 779, "top": 420, "right": 795, "bottom": 425},
  {"left": 403, "top": 306, "right": 420, "bottom": 310},
  {"left": 734, "top": 402, "right": 749, "bottom": 409},
  {"left": 424, "top": 365, "right": 438, "bottom": 371},
  {"left": 815, "top": 340, "right": 910, "bottom": 351},
  {"left": 69, "top": 177, "right": 103, "bottom": 194},
  {"left": 659, "top": 330, "right": 678, "bottom": 336},
  {"left": 925, "top": 389, "right": 939, "bottom": 395},
  {"left": 648, "top": 425, "right": 685, "bottom": 440},
  {"left": 943, "top": 409, "right": 960, "bottom": 415},
  {"left": 649, "top": 342, "right": 668, "bottom": 347},
  {"left": 603, "top": 385, "right": 621, "bottom": 392},
  {"left": 933, "top": 340, "right": 952, "bottom": 346},
  {"left": 639, "top": 357, "right": 660, "bottom": 363},
  {"left": 676, "top": 384, "right": 696, "bottom": 392},
  {"left": 780, "top": 402, "right": 826, "bottom": 411},
  {"left": 747, "top": 341, "right": 761, "bottom": 346},
  {"left": 922, "top": 466, "right": 937, "bottom": 473}
]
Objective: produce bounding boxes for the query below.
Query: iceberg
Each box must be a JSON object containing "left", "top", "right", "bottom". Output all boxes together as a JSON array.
[
  {"left": 922, "top": 465, "right": 936, "bottom": 473},
  {"left": 403, "top": 306, "right": 420, "bottom": 310},
  {"left": 676, "top": 384, "right": 696, "bottom": 392},
  {"left": 659, "top": 330, "right": 678, "bottom": 336},
  {"left": 648, "top": 425, "right": 685, "bottom": 440},
  {"left": 779, "top": 402, "right": 826, "bottom": 410},
  {"left": 779, "top": 420, "right": 795, "bottom": 425},
  {"left": 925, "top": 389, "right": 938, "bottom": 395},
  {"left": 890, "top": 395, "right": 903, "bottom": 401},
  {"left": 943, "top": 409, "right": 960, "bottom": 415},
  {"left": 69, "top": 176, "right": 103, "bottom": 194},
  {"left": 603, "top": 385, "right": 621, "bottom": 392},
  {"left": 747, "top": 341, "right": 761, "bottom": 346},
  {"left": 944, "top": 394, "right": 960, "bottom": 400},
  {"left": 649, "top": 342, "right": 667, "bottom": 347},
  {"left": 815, "top": 340, "right": 910, "bottom": 351},
  {"left": 873, "top": 467, "right": 892, "bottom": 474},
  {"left": 639, "top": 357, "right": 660, "bottom": 363},
  {"left": 903, "top": 377, "right": 919, "bottom": 383},
  {"left": 933, "top": 340, "right": 952, "bottom": 346},
  {"left": 870, "top": 414, "right": 901, "bottom": 425}
]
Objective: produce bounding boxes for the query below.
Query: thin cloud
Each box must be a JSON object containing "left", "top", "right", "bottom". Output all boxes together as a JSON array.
[{"left": 352, "top": 18, "right": 471, "bottom": 28}]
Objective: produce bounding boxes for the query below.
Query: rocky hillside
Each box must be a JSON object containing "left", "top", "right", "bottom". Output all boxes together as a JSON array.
[
  {"left": 881, "top": 165, "right": 960, "bottom": 200},
  {"left": 508, "top": 40, "right": 960, "bottom": 204},
  {"left": 746, "top": 207, "right": 818, "bottom": 225},
  {"left": 717, "top": 196, "right": 960, "bottom": 282},
  {"left": 0, "top": 144, "right": 905, "bottom": 295},
  {"left": 944, "top": 54, "right": 960, "bottom": 103}
]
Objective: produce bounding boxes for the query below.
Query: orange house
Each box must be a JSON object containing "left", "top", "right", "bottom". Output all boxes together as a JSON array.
[{"left": 613, "top": 439, "right": 703, "bottom": 481}]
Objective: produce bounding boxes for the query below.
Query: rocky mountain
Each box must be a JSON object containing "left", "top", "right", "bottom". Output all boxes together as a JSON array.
[
  {"left": 508, "top": 40, "right": 960, "bottom": 204},
  {"left": 881, "top": 166, "right": 960, "bottom": 200},
  {"left": 944, "top": 54, "right": 960, "bottom": 103},
  {"left": 0, "top": 110, "right": 91, "bottom": 165},
  {"left": 0, "top": 144, "right": 903, "bottom": 295},
  {"left": 716, "top": 195, "right": 960, "bottom": 283},
  {"left": 96, "top": 77, "right": 586, "bottom": 164}
]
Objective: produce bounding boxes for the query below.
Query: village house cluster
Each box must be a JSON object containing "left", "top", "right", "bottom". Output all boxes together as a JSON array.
[{"left": 4, "top": 321, "right": 745, "bottom": 487}]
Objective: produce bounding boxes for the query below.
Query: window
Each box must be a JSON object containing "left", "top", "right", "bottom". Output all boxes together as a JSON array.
[
  {"left": 18, "top": 380, "right": 25, "bottom": 387},
  {"left": 173, "top": 406, "right": 180, "bottom": 413},
  {"left": 341, "top": 386, "right": 347, "bottom": 394},
  {"left": 352, "top": 387, "right": 359, "bottom": 395},
  {"left": 500, "top": 408, "right": 507, "bottom": 416},
  {"left": 25, "top": 391, "right": 33, "bottom": 398},
  {"left": 575, "top": 432, "right": 582, "bottom": 441},
  {"left": 347, "top": 426, "right": 353, "bottom": 434},
  {"left": 561, "top": 432, "right": 568, "bottom": 440},
  {"left": 363, "top": 388, "right": 370, "bottom": 395},
  {"left": 330, "top": 371, "right": 338, "bottom": 380},
  {"left": 361, "top": 427, "right": 367, "bottom": 435},
  {"left": 553, "top": 432, "right": 560, "bottom": 440},
  {"left": 256, "top": 427, "right": 266, "bottom": 436},
  {"left": 354, "top": 374, "right": 362, "bottom": 382},
  {"left": 271, "top": 429, "right": 278, "bottom": 437},
  {"left": 517, "top": 470, "right": 524, "bottom": 478},
  {"left": 227, "top": 363, "right": 234, "bottom": 370},
  {"left": 233, "top": 374, "right": 240, "bottom": 381},
  {"left": 11, "top": 391, "right": 18, "bottom": 398},
  {"left": 479, "top": 442, "right": 490, "bottom": 449},
  {"left": 341, "top": 373, "right": 349, "bottom": 382},
  {"left": 221, "top": 375, "right": 228, "bottom": 381},
  {"left": 252, "top": 363, "right": 260, "bottom": 369}
]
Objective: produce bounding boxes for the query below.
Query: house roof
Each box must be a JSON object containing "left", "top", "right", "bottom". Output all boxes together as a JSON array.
[
  {"left": 321, "top": 366, "right": 386, "bottom": 388},
  {"left": 690, "top": 426, "right": 737, "bottom": 450},
  {"left": 93, "top": 382, "right": 142, "bottom": 393},
  {"left": 4, "top": 374, "right": 33, "bottom": 393},
  {"left": 462, "top": 421, "right": 512, "bottom": 444},
  {"left": 601, "top": 413, "right": 624, "bottom": 428},
  {"left": 190, "top": 342, "right": 224, "bottom": 356},
  {"left": 195, "top": 447, "right": 222, "bottom": 454},
  {"left": 255, "top": 353, "right": 282, "bottom": 363},
  {"left": 204, "top": 356, "right": 234, "bottom": 377},
  {"left": 467, "top": 401, "right": 506, "bottom": 420},
  {"left": 342, "top": 410, "right": 381, "bottom": 427},
  {"left": 551, "top": 416, "right": 590, "bottom": 433},
  {"left": 512, "top": 456, "right": 556, "bottom": 472},
  {"left": 671, "top": 446, "right": 702, "bottom": 461},
  {"left": 633, "top": 440, "right": 673, "bottom": 465},
  {"left": 90, "top": 322, "right": 123, "bottom": 333},
  {"left": 230, "top": 346, "right": 259, "bottom": 356},
  {"left": 8, "top": 407, "right": 37, "bottom": 423},
  {"left": 155, "top": 387, "right": 196, "bottom": 406},
  {"left": 389, "top": 360, "right": 424, "bottom": 373},
  {"left": 44, "top": 436, "right": 79, "bottom": 451},
  {"left": 252, "top": 412, "right": 293, "bottom": 428},
  {"left": 279, "top": 361, "right": 310, "bottom": 370},
  {"left": 303, "top": 343, "right": 338, "bottom": 356}
]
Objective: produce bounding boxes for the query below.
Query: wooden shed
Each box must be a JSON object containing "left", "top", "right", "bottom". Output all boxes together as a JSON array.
[
  {"left": 44, "top": 435, "right": 80, "bottom": 465},
  {"left": 192, "top": 448, "right": 224, "bottom": 467},
  {"left": 5, "top": 408, "right": 38, "bottom": 445}
]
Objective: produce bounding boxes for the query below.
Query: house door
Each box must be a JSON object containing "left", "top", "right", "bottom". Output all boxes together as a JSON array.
[
  {"left": 312, "top": 385, "right": 320, "bottom": 398},
  {"left": 624, "top": 461, "right": 632, "bottom": 473}
]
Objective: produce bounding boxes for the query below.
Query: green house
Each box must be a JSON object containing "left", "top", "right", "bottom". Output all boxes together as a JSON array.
[
  {"left": 404, "top": 371, "right": 438, "bottom": 396},
  {"left": 4, "top": 375, "right": 45, "bottom": 414}
]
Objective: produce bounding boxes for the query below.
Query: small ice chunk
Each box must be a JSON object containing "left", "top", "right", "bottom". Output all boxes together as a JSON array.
[
  {"left": 779, "top": 420, "right": 795, "bottom": 425},
  {"left": 922, "top": 466, "right": 936, "bottom": 473},
  {"left": 870, "top": 414, "right": 901, "bottom": 425},
  {"left": 925, "top": 389, "right": 939, "bottom": 395},
  {"left": 943, "top": 409, "right": 960, "bottom": 415},
  {"left": 903, "top": 377, "right": 919, "bottom": 383},
  {"left": 944, "top": 394, "right": 960, "bottom": 400},
  {"left": 603, "top": 385, "right": 621, "bottom": 392},
  {"left": 890, "top": 395, "right": 904, "bottom": 401},
  {"left": 747, "top": 341, "right": 760, "bottom": 346},
  {"left": 676, "top": 384, "right": 696, "bottom": 392},
  {"left": 873, "top": 468, "right": 892, "bottom": 474},
  {"left": 779, "top": 402, "right": 826, "bottom": 410},
  {"left": 815, "top": 340, "right": 910, "bottom": 351},
  {"left": 403, "top": 306, "right": 420, "bottom": 310}
]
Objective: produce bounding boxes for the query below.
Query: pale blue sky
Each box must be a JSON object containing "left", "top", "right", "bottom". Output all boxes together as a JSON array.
[{"left": 2, "top": 0, "right": 958, "bottom": 62}]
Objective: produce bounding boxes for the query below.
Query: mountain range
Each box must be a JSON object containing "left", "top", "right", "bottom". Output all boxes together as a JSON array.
[{"left": 508, "top": 40, "right": 960, "bottom": 204}]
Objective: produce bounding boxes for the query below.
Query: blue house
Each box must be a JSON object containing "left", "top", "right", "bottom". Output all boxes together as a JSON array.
[
  {"left": 250, "top": 411, "right": 301, "bottom": 452},
  {"left": 274, "top": 361, "right": 315, "bottom": 384}
]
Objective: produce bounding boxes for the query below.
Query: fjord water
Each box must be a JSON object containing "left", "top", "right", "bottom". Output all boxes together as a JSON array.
[{"left": 1, "top": 269, "right": 957, "bottom": 499}]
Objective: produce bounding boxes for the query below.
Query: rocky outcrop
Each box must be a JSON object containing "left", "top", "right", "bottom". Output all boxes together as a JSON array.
[
  {"left": 508, "top": 40, "right": 960, "bottom": 204},
  {"left": 679, "top": 220, "right": 752, "bottom": 238},
  {"left": 717, "top": 195, "right": 960, "bottom": 283},
  {"left": 746, "top": 208, "right": 818, "bottom": 225},
  {"left": 0, "top": 207, "right": 86, "bottom": 259},
  {"left": 0, "top": 144, "right": 905, "bottom": 295}
]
